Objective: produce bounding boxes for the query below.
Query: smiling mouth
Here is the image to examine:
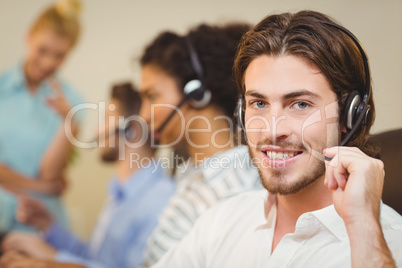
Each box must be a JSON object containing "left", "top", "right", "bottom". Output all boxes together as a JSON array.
[{"left": 262, "top": 150, "right": 303, "bottom": 160}]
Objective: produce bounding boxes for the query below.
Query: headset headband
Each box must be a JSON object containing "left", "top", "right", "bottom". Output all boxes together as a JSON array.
[
  {"left": 184, "top": 36, "right": 204, "bottom": 80},
  {"left": 322, "top": 21, "right": 371, "bottom": 102}
]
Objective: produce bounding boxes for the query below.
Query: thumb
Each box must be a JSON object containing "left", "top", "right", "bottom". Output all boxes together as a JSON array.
[
  {"left": 323, "top": 146, "right": 341, "bottom": 158},
  {"left": 48, "top": 77, "right": 63, "bottom": 96}
]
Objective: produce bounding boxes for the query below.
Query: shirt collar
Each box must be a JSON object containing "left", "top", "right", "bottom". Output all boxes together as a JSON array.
[
  {"left": 6, "top": 63, "right": 27, "bottom": 91},
  {"left": 307, "top": 205, "right": 348, "bottom": 241},
  {"left": 254, "top": 190, "right": 348, "bottom": 241},
  {"left": 6, "top": 63, "right": 56, "bottom": 96},
  {"left": 108, "top": 162, "right": 165, "bottom": 202}
]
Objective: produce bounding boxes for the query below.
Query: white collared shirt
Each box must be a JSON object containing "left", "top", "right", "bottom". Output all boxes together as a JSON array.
[{"left": 153, "top": 190, "right": 402, "bottom": 268}]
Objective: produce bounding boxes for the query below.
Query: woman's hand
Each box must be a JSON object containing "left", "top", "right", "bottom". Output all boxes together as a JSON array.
[{"left": 15, "top": 197, "right": 54, "bottom": 232}]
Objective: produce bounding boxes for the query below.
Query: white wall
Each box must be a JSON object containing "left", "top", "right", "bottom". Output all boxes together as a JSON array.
[{"left": 1, "top": 0, "right": 401, "bottom": 238}]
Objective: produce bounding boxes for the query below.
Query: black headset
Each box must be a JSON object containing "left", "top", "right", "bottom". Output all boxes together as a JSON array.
[
  {"left": 236, "top": 21, "right": 372, "bottom": 148},
  {"left": 156, "top": 36, "right": 211, "bottom": 134}
]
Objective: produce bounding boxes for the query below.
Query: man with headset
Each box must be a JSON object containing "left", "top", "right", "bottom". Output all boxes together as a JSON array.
[
  {"left": 152, "top": 11, "right": 402, "bottom": 267},
  {"left": 0, "top": 83, "right": 176, "bottom": 268}
]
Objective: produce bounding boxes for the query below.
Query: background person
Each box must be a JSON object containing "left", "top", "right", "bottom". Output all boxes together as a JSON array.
[
  {"left": 1, "top": 83, "right": 176, "bottom": 268},
  {"left": 139, "top": 23, "right": 262, "bottom": 265},
  {"left": 0, "top": 0, "right": 84, "bottom": 232}
]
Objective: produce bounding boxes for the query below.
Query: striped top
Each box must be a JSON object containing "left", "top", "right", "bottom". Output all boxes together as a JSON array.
[{"left": 144, "top": 146, "right": 262, "bottom": 266}]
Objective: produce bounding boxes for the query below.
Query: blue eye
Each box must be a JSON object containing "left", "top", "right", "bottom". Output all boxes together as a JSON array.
[
  {"left": 256, "top": 101, "right": 266, "bottom": 108},
  {"left": 250, "top": 100, "right": 266, "bottom": 109},
  {"left": 293, "top": 101, "right": 309, "bottom": 110}
]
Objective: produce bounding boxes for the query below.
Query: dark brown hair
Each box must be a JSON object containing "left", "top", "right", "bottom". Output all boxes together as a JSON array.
[
  {"left": 111, "top": 82, "right": 141, "bottom": 118},
  {"left": 140, "top": 23, "right": 250, "bottom": 119},
  {"left": 234, "top": 10, "right": 377, "bottom": 156}
]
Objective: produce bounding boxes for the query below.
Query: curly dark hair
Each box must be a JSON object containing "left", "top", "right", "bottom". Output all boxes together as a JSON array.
[{"left": 140, "top": 23, "right": 250, "bottom": 119}]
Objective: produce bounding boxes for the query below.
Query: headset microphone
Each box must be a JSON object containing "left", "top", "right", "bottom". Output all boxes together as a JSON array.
[
  {"left": 155, "top": 95, "right": 189, "bottom": 135},
  {"left": 153, "top": 35, "right": 212, "bottom": 140},
  {"left": 236, "top": 21, "right": 372, "bottom": 160}
]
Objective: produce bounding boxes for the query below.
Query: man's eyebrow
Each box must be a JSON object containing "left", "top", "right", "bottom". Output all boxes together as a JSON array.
[
  {"left": 138, "top": 87, "right": 153, "bottom": 96},
  {"left": 244, "top": 90, "right": 267, "bottom": 99},
  {"left": 244, "top": 89, "right": 320, "bottom": 101},
  {"left": 282, "top": 90, "right": 320, "bottom": 100}
]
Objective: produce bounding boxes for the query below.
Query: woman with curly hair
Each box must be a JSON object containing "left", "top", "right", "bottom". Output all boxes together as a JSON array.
[{"left": 139, "top": 23, "right": 262, "bottom": 266}]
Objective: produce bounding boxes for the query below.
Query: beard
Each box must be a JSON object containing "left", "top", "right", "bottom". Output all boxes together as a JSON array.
[{"left": 248, "top": 139, "right": 326, "bottom": 195}]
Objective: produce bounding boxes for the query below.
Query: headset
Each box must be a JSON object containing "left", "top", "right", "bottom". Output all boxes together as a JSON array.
[
  {"left": 236, "top": 21, "right": 372, "bottom": 150},
  {"left": 155, "top": 36, "right": 212, "bottom": 135}
]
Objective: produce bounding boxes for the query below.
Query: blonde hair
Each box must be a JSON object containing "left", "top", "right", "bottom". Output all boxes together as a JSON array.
[{"left": 30, "top": 0, "right": 82, "bottom": 47}]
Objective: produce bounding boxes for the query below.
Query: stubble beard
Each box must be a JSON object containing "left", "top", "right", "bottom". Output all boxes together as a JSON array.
[{"left": 248, "top": 142, "right": 326, "bottom": 195}]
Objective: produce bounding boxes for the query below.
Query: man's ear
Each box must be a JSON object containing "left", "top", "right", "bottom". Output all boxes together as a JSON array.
[{"left": 341, "top": 125, "right": 348, "bottom": 134}]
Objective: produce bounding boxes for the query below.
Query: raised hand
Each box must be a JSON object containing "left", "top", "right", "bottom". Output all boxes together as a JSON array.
[
  {"left": 16, "top": 196, "right": 53, "bottom": 232},
  {"left": 323, "top": 146, "right": 395, "bottom": 268},
  {"left": 45, "top": 78, "right": 71, "bottom": 119},
  {"left": 323, "top": 146, "right": 384, "bottom": 225}
]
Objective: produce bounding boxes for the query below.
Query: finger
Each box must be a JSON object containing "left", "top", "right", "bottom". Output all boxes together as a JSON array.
[
  {"left": 1, "top": 186, "right": 22, "bottom": 196},
  {"left": 325, "top": 166, "right": 339, "bottom": 190},
  {"left": 0, "top": 254, "right": 30, "bottom": 268},
  {"left": 2, "top": 239, "right": 20, "bottom": 252},
  {"left": 324, "top": 154, "right": 340, "bottom": 190},
  {"left": 15, "top": 209, "right": 26, "bottom": 224},
  {"left": 2, "top": 234, "right": 25, "bottom": 251},
  {"left": 324, "top": 147, "right": 366, "bottom": 173},
  {"left": 20, "top": 197, "right": 43, "bottom": 212},
  {"left": 0, "top": 251, "right": 20, "bottom": 265},
  {"left": 323, "top": 146, "right": 366, "bottom": 159},
  {"left": 48, "top": 77, "right": 63, "bottom": 96},
  {"left": 332, "top": 164, "right": 348, "bottom": 191},
  {"left": 16, "top": 201, "right": 36, "bottom": 224},
  {"left": 45, "top": 98, "right": 57, "bottom": 110},
  {"left": 15, "top": 196, "right": 27, "bottom": 223}
]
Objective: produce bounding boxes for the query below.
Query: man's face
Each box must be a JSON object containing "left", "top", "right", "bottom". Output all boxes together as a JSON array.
[
  {"left": 139, "top": 64, "right": 187, "bottom": 146},
  {"left": 244, "top": 55, "right": 339, "bottom": 195},
  {"left": 100, "top": 99, "right": 121, "bottom": 162}
]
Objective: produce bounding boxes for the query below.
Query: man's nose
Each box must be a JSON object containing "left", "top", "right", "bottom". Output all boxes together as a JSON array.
[
  {"left": 249, "top": 105, "right": 292, "bottom": 144},
  {"left": 139, "top": 99, "right": 151, "bottom": 124}
]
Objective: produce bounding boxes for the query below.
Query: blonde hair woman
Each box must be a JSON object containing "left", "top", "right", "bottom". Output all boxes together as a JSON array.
[{"left": 0, "top": 0, "right": 84, "bottom": 232}]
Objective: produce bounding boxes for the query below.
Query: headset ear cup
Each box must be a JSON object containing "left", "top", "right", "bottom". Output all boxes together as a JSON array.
[
  {"left": 183, "top": 79, "right": 211, "bottom": 109},
  {"left": 188, "top": 89, "right": 211, "bottom": 109},
  {"left": 236, "top": 99, "right": 245, "bottom": 131},
  {"left": 344, "top": 91, "right": 361, "bottom": 130},
  {"left": 235, "top": 99, "right": 248, "bottom": 144}
]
